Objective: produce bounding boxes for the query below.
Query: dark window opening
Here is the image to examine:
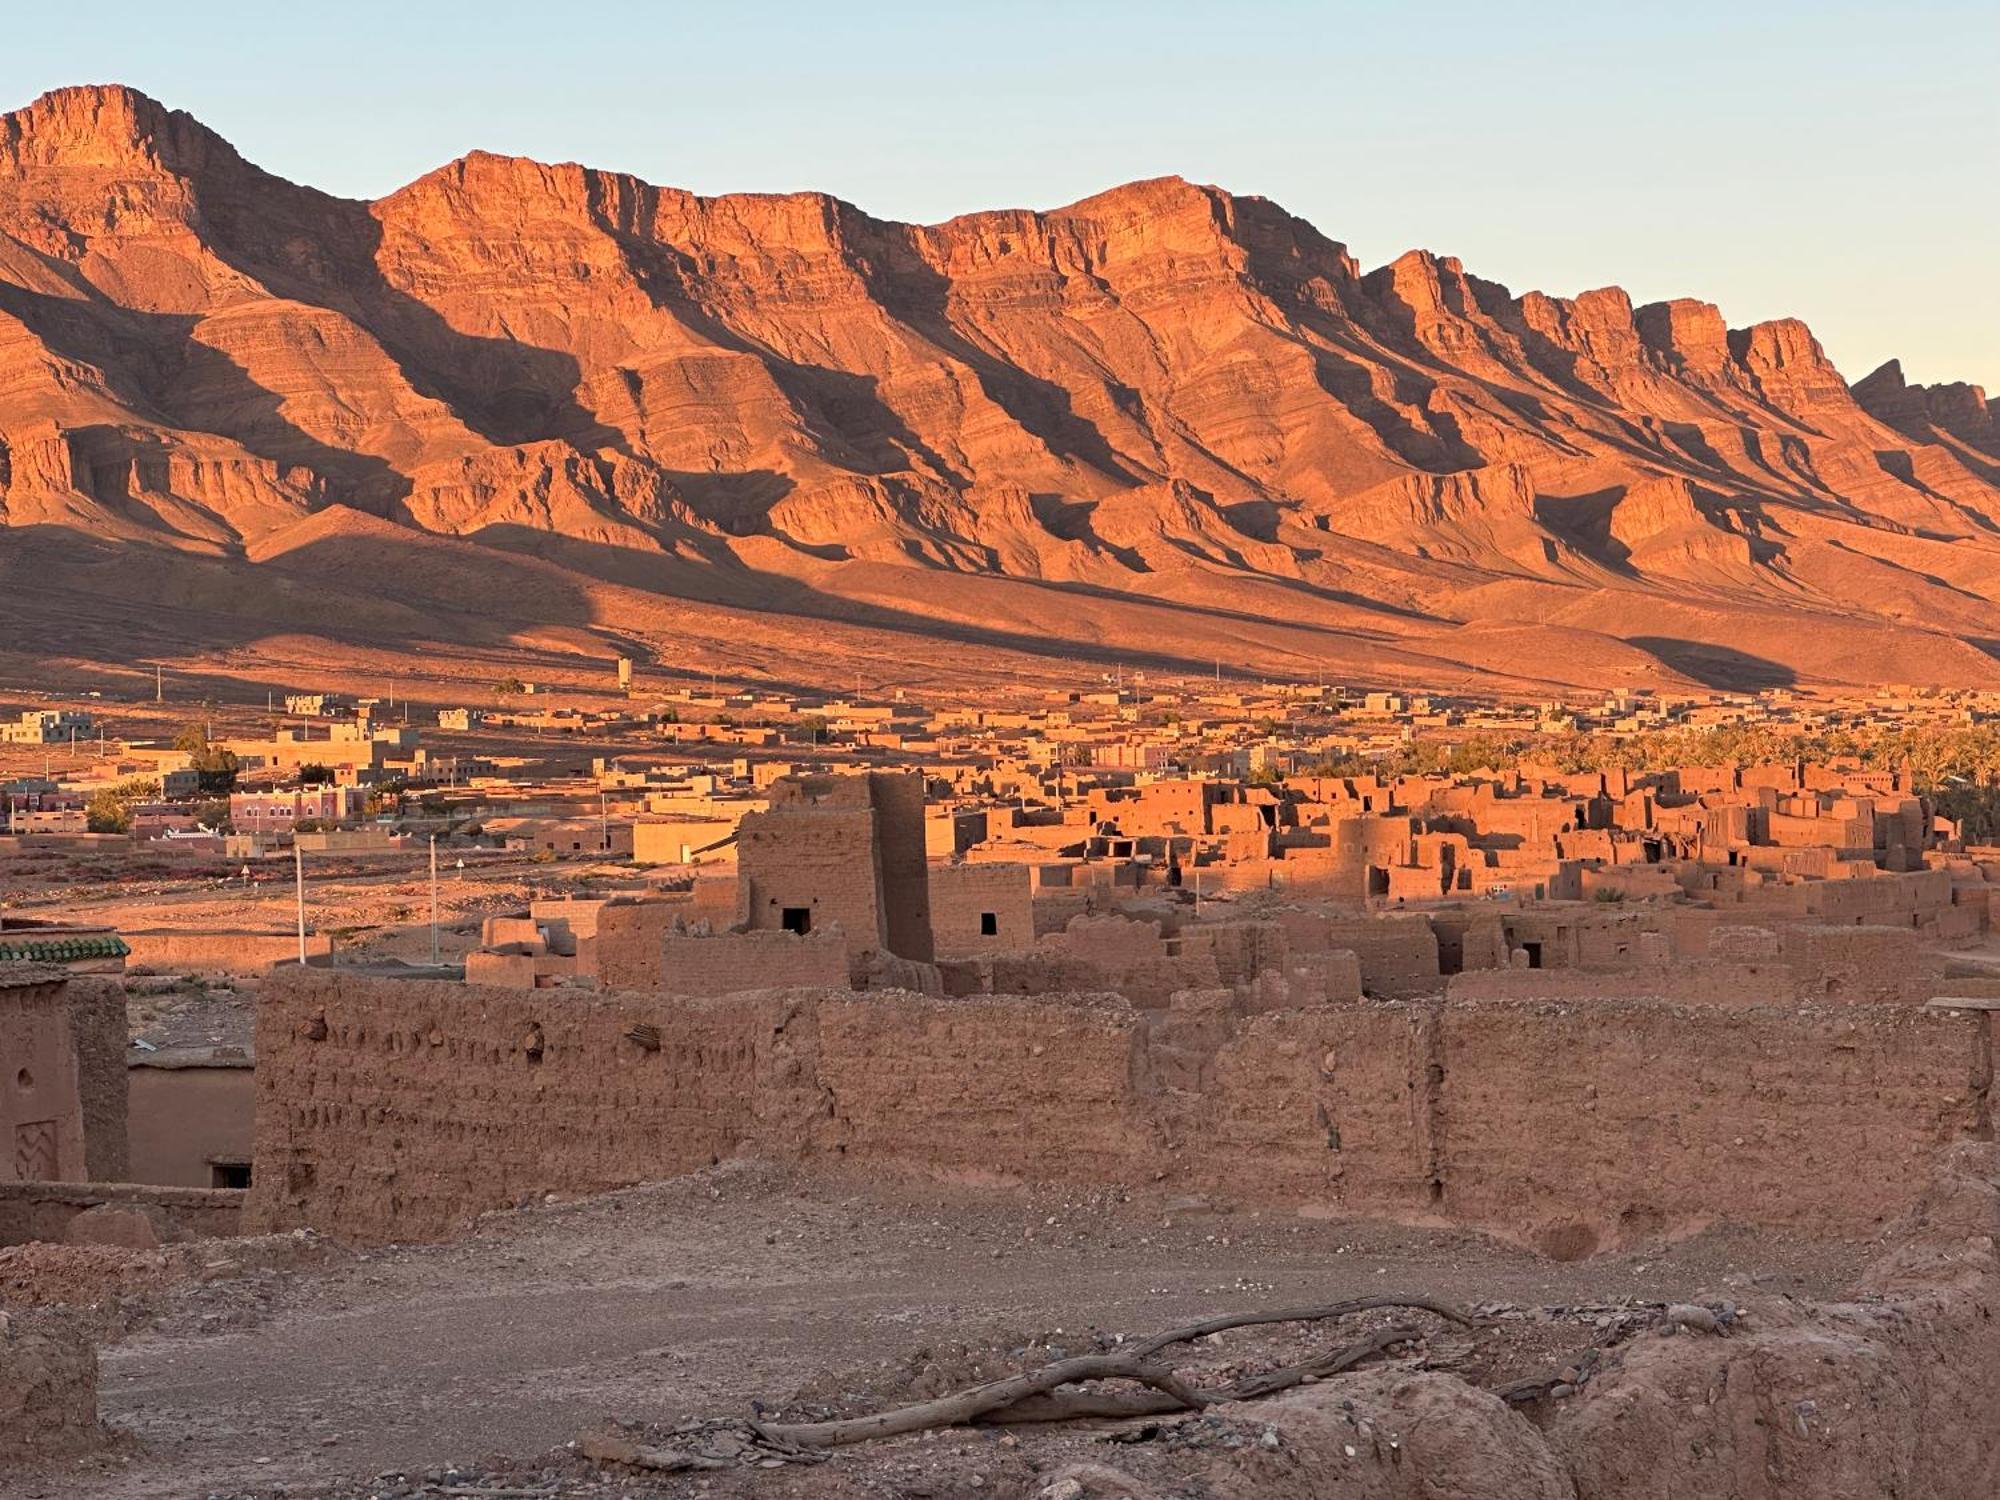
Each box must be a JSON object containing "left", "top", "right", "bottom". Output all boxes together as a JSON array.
[
  {"left": 979, "top": 912, "right": 998, "bottom": 936},
  {"left": 210, "top": 1160, "right": 252, "bottom": 1190},
  {"left": 1523, "top": 941, "right": 1544, "bottom": 969},
  {"left": 781, "top": 907, "right": 812, "bottom": 935}
]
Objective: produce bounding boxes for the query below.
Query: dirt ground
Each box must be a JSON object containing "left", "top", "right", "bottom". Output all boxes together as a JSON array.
[
  {"left": 0, "top": 835, "right": 644, "bottom": 973},
  {"left": 11, "top": 1161, "right": 1876, "bottom": 1500}
]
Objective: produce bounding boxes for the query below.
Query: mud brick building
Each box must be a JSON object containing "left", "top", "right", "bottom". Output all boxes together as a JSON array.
[
  {"left": 927, "top": 862, "right": 1033, "bottom": 957},
  {"left": 736, "top": 771, "right": 934, "bottom": 972},
  {"left": 0, "top": 965, "right": 126, "bottom": 1184}
]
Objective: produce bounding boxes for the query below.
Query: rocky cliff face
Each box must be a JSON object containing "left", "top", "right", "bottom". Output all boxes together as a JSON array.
[{"left": 4, "top": 83, "right": 1999, "bottom": 690}]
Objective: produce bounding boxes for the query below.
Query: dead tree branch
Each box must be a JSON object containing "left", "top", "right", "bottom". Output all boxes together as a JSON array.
[
  {"left": 984, "top": 1324, "right": 1420, "bottom": 1424},
  {"left": 751, "top": 1295, "right": 1476, "bottom": 1450}
]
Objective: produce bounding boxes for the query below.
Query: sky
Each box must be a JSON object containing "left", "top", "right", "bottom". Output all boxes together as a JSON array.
[{"left": 5, "top": 0, "right": 1995, "bottom": 388}]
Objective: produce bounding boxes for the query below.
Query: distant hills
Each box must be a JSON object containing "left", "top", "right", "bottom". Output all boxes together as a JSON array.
[{"left": 3, "top": 83, "right": 1999, "bottom": 694}]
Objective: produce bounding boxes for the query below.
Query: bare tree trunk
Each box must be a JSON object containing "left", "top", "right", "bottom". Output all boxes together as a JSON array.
[{"left": 753, "top": 1295, "right": 1475, "bottom": 1450}]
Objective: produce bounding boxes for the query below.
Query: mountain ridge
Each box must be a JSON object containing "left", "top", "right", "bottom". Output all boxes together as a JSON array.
[{"left": 3, "top": 82, "right": 1999, "bottom": 695}]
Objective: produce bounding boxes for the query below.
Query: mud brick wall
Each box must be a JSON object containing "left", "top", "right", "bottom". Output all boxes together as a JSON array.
[
  {"left": 1446, "top": 963, "right": 1799, "bottom": 1008},
  {"left": 1278, "top": 949, "right": 1365, "bottom": 1004},
  {"left": 1, "top": 976, "right": 124, "bottom": 1185},
  {"left": 1432, "top": 999, "right": 1986, "bottom": 1250},
  {"left": 594, "top": 902, "right": 681, "bottom": 990},
  {"left": 0, "top": 1181, "right": 241, "bottom": 1246},
  {"left": 1177, "top": 1005, "right": 1436, "bottom": 1214},
  {"left": 813, "top": 996, "right": 1155, "bottom": 1183},
  {"left": 249, "top": 973, "right": 829, "bottom": 1242},
  {"left": 1778, "top": 924, "right": 1941, "bottom": 1003},
  {"left": 67, "top": 978, "right": 129, "bottom": 1183},
  {"left": 1176, "top": 921, "right": 1289, "bottom": 986},
  {"left": 1320, "top": 916, "right": 1442, "bottom": 998},
  {"left": 124, "top": 928, "right": 331, "bottom": 974},
  {"left": 866, "top": 772, "right": 935, "bottom": 964},
  {"left": 1803, "top": 867, "right": 1953, "bottom": 924},
  {"left": 658, "top": 931, "right": 848, "bottom": 994},
  {"left": 250, "top": 973, "right": 1991, "bottom": 1248}
]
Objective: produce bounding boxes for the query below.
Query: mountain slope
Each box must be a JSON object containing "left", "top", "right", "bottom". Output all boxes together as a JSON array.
[{"left": 3, "top": 83, "right": 1999, "bottom": 694}]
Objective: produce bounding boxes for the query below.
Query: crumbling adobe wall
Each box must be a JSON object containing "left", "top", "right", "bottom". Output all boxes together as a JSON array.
[
  {"left": 0, "top": 1181, "right": 241, "bottom": 1247},
  {"left": 1174, "top": 1003, "right": 1438, "bottom": 1215},
  {"left": 1445, "top": 963, "right": 1799, "bottom": 1008},
  {"left": 1435, "top": 998, "right": 1982, "bottom": 1251},
  {"left": 1427, "top": 908, "right": 1509, "bottom": 973},
  {"left": 248, "top": 973, "right": 829, "bottom": 1242},
  {"left": 593, "top": 901, "right": 683, "bottom": 990},
  {"left": 250, "top": 973, "right": 1991, "bottom": 1248},
  {"left": 1779, "top": 923, "right": 1942, "bottom": 1003},
  {"left": 1165, "top": 999, "right": 1983, "bottom": 1244},
  {"left": 813, "top": 995, "right": 1154, "bottom": 1183},
  {"left": 66, "top": 978, "right": 128, "bottom": 1183},
  {"left": 658, "top": 930, "right": 849, "bottom": 994},
  {"left": 1041, "top": 912, "right": 1169, "bottom": 966},
  {"left": 1, "top": 975, "right": 124, "bottom": 1186},
  {"left": 1176, "top": 920, "right": 1289, "bottom": 986},
  {"left": 1320, "top": 916, "right": 1443, "bottom": 998},
  {"left": 865, "top": 771, "right": 935, "bottom": 964},
  {"left": 1277, "top": 948, "right": 1365, "bottom": 1004}
]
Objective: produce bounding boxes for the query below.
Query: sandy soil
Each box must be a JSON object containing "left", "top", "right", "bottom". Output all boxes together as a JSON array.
[{"left": 17, "top": 1162, "right": 1873, "bottom": 1500}]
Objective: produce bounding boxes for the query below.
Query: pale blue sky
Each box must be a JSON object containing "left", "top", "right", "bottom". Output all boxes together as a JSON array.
[{"left": 6, "top": 1, "right": 1995, "bottom": 388}]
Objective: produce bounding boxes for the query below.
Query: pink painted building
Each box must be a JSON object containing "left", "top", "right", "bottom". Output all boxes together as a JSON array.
[{"left": 228, "top": 785, "right": 365, "bottom": 834}]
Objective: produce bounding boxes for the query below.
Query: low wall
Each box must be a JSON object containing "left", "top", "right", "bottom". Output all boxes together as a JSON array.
[
  {"left": 1447, "top": 963, "right": 1799, "bottom": 1007},
  {"left": 0, "top": 1181, "right": 244, "bottom": 1246},
  {"left": 249, "top": 971, "right": 1991, "bottom": 1249},
  {"left": 125, "top": 929, "right": 333, "bottom": 975}
]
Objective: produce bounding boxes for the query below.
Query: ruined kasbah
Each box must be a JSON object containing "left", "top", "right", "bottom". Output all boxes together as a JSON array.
[{"left": 0, "top": 663, "right": 1997, "bottom": 1499}]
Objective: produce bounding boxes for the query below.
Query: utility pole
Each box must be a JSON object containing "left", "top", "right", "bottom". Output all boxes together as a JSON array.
[
  {"left": 155, "top": 665, "right": 163, "bottom": 703},
  {"left": 600, "top": 791, "right": 610, "bottom": 853},
  {"left": 429, "top": 834, "right": 440, "bottom": 967},
  {"left": 294, "top": 842, "right": 307, "bottom": 965}
]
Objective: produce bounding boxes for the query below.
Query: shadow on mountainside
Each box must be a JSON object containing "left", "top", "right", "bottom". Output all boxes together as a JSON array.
[
  {"left": 1627, "top": 637, "right": 1797, "bottom": 691},
  {"left": 166, "top": 158, "right": 634, "bottom": 461},
  {"left": 466, "top": 524, "right": 1426, "bottom": 680},
  {"left": 0, "top": 282, "right": 411, "bottom": 516},
  {"left": 472, "top": 521, "right": 1466, "bottom": 660},
  {"left": 0, "top": 522, "right": 597, "bottom": 658}
]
